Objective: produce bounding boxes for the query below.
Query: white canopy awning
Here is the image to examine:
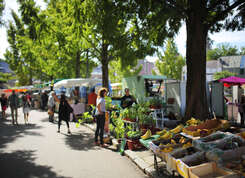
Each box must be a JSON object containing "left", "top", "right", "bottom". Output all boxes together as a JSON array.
[{"left": 54, "top": 78, "right": 102, "bottom": 89}]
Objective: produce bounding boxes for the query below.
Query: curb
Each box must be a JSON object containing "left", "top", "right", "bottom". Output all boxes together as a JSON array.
[
  {"left": 124, "top": 150, "right": 155, "bottom": 178},
  {"left": 83, "top": 123, "right": 154, "bottom": 177}
]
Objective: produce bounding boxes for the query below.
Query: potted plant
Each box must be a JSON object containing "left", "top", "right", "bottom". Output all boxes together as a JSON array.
[
  {"left": 149, "top": 97, "right": 163, "bottom": 109},
  {"left": 121, "top": 107, "right": 137, "bottom": 122},
  {"left": 126, "top": 130, "right": 143, "bottom": 150}
]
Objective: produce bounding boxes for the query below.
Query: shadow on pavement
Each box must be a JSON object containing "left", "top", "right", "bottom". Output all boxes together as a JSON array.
[
  {"left": 63, "top": 132, "right": 100, "bottom": 151},
  {"left": 0, "top": 119, "right": 43, "bottom": 149},
  {"left": 0, "top": 150, "right": 70, "bottom": 178}
]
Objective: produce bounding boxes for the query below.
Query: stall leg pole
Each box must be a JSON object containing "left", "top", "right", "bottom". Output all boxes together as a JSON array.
[{"left": 154, "top": 154, "right": 159, "bottom": 175}]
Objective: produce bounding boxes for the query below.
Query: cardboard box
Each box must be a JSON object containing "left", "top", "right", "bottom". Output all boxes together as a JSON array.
[
  {"left": 189, "top": 162, "right": 239, "bottom": 178},
  {"left": 166, "top": 153, "right": 178, "bottom": 173},
  {"left": 176, "top": 159, "right": 213, "bottom": 178}
]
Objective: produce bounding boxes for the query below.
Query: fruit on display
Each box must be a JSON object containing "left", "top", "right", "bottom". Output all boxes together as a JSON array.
[
  {"left": 161, "top": 144, "right": 174, "bottom": 153},
  {"left": 182, "top": 142, "right": 192, "bottom": 148},
  {"left": 240, "top": 132, "right": 245, "bottom": 139},
  {"left": 141, "top": 129, "right": 152, "bottom": 140},
  {"left": 183, "top": 119, "right": 222, "bottom": 137},
  {"left": 170, "top": 124, "right": 184, "bottom": 134},
  {"left": 186, "top": 118, "right": 202, "bottom": 126},
  {"left": 156, "top": 129, "right": 167, "bottom": 136},
  {"left": 179, "top": 137, "right": 186, "bottom": 144},
  {"left": 158, "top": 131, "right": 172, "bottom": 140}
]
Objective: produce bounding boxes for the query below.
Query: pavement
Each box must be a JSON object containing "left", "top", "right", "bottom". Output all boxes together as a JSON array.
[
  {"left": 0, "top": 109, "right": 147, "bottom": 178},
  {"left": 84, "top": 123, "right": 180, "bottom": 178}
]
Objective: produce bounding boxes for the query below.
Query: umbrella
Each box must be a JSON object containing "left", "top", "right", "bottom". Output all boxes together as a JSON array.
[
  {"left": 219, "top": 76, "right": 245, "bottom": 85},
  {"left": 218, "top": 76, "right": 245, "bottom": 122}
]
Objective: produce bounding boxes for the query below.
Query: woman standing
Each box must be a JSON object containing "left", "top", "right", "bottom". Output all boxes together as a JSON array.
[
  {"left": 58, "top": 94, "right": 73, "bottom": 134},
  {"left": 239, "top": 95, "right": 245, "bottom": 125},
  {"left": 22, "top": 93, "right": 31, "bottom": 124},
  {"left": 94, "top": 88, "right": 107, "bottom": 147},
  {"left": 0, "top": 93, "right": 8, "bottom": 119}
]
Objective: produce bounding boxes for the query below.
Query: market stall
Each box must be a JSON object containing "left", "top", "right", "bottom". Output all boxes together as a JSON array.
[
  {"left": 53, "top": 78, "right": 102, "bottom": 118},
  {"left": 219, "top": 76, "right": 245, "bottom": 123}
]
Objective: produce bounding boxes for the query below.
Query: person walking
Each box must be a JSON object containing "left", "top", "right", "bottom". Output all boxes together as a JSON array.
[
  {"left": 22, "top": 93, "right": 31, "bottom": 125},
  {"left": 43, "top": 91, "right": 48, "bottom": 110},
  {"left": 94, "top": 88, "right": 107, "bottom": 147},
  {"left": 48, "top": 91, "right": 56, "bottom": 122},
  {"left": 239, "top": 95, "right": 245, "bottom": 125},
  {"left": 0, "top": 93, "right": 8, "bottom": 119},
  {"left": 58, "top": 94, "right": 73, "bottom": 134},
  {"left": 8, "top": 90, "right": 19, "bottom": 125}
]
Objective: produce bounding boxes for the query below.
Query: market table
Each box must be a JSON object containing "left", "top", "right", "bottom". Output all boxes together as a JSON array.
[
  {"left": 139, "top": 135, "right": 162, "bottom": 175},
  {"left": 70, "top": 103, "right": 85, "bottom": 121}
]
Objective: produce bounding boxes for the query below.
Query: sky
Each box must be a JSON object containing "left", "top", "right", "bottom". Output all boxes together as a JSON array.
[{"left": 1, "top": 0, "right": 245, "bottom": 62}]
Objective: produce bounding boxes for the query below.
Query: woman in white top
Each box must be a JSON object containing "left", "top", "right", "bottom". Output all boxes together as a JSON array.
[{"left": 95, "top": 88, "right": 107, "bottom": 146}]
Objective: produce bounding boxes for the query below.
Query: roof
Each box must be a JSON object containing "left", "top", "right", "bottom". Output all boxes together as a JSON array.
[
  {"left": 0, "top": 61, "right": 13, "bottom": 73},
  {"left": 219, "top": 55, "right": 245, "bottom": 68},
  {"left": 206, "top": 60, "right": 219, "bottom": 68}
]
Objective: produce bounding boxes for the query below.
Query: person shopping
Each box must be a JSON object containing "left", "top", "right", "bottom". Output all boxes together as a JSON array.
[
  {"left": 8, "top": 90, "right": 19, "bottom": 125},
  {"left": 0, "top": 93, "right": 8, "bottom": 119},
  {"left": 22, "top": 93, "right": 31, "bottom": 125},
  {"left": 94, "top": 88, "right": 107, "bottom": 147},
  {"left": 48, "top": 91, "right": 56, "bottom": 122},
  {"left": 239, "top": 95, "right": 245, "bottom": 125},
  {"left": 58, "top": 94, "right": 73, "bottom": 134}
]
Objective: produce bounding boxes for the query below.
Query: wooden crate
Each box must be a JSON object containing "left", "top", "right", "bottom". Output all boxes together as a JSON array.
[
  {"left": 189, "top": 162, "right": 239, "bottom": 178},
  {"left": 176, "top": 159, "right": 213, "bottom": 178}
]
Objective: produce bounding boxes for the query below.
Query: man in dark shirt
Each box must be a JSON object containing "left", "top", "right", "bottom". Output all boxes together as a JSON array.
[{"left": 121, "top": 88, "right": 136, "bottom": 109}]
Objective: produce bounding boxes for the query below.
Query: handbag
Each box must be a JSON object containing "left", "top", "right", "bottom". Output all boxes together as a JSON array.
[{"left": 48, "top": 108, "right": 54, "bottom": 115}]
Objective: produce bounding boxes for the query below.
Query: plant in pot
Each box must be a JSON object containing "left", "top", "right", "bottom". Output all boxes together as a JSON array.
[
  {"left": 121, "top": 108, "right": 137, "bottom": 122},
  {"left": 114, "top": 115, "right": 126, "bottom": 140},
  {"left": 126, "top": 130, "right": 143, "bottom": 150},
  {"left": 138, "top": 113, "right": 155, "bottom": 133},
  {"left": 149, "top": 97, "right": 163, "bottom": 109}
]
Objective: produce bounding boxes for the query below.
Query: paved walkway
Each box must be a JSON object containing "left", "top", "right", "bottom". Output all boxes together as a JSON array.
[{"left": 0, "top": 108, "right": 147, "bottom": 178}]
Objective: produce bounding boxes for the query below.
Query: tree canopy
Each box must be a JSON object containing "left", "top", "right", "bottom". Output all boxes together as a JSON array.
[
  {"left": 119, "top": 0, "right": 245, "bottom": 120},
  {"left": 213, "top": 71, "right": 236, "bottom": 80},
  {"left": 154, "top": 39, "right": 185, "bottom": 80},
  {"left": 207, "top": 43, "right": 244, "bottom": 61},
  {"left": 0, "top": 0, "right": 4, "bottom": 26}
]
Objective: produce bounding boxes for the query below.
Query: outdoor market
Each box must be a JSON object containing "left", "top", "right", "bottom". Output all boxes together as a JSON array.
[{"left": 2, "top": 75, "right": 245, "bottom": 177}]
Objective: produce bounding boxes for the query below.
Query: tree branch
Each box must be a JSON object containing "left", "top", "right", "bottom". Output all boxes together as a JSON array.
[
  {"left": 208, "top": 0, "right": 245, "bottom": 27},
  {"left": 207, "top": 0, "right": 228, "bottom": 11}
]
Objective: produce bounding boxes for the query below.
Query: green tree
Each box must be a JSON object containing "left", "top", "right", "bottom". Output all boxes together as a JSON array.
[
  {"left": 80, "top": 0, "right": 154, "bottom": 88},
  {"left": 154, "top": 39, "right": 185, "bottom": 80},
  {"left": 0, "top": 0, "right": 4, "bottom": 25},
  {"left": 213, "top": 71, "right": 236, "bottom": 80},
  {"left": 120, "top": 0, "right": 245, "bottom": 121},
  {"left": 207, "top": 43, "right": 239, "bottom": 61},
  {"left": 240, "top": 47, "right": 245, "bottom": 55},
  {"left": 109, "top": 60, "right": 142, "bottom": 83}
]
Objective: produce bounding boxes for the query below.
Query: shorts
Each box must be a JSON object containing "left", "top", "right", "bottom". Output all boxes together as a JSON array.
[
  {"left": 2, "top": 106, "right": 7, "bottom": 111},
  {"left": 23, "top": 107, "right": 30, "bottom": 114}
]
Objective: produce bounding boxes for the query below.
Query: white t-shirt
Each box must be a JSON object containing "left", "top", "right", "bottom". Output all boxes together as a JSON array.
[{"left": 95, "top": 97, "right": 106, "bottom": 115}]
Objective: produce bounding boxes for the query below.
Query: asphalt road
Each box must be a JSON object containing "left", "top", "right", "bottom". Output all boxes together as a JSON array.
[{"left": 0, "top": 108, "right": 147, "bottom": 178}]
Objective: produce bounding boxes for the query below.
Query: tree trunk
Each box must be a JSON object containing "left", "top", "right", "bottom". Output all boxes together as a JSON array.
[
  {"left": 101, "top": 43, "right": 109, "bottom": 88},
  {"left": 86, "top": 50, "right": 89, "bottom": 78},
  {"left": 75, "top": 51, "right": 81, "bottom": 78},
  {"left": 184, "top": 0, "right": 208, "bottom": 121},
  {"left": 29, "top": 66, "right": 33, "bottom": 85}
]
